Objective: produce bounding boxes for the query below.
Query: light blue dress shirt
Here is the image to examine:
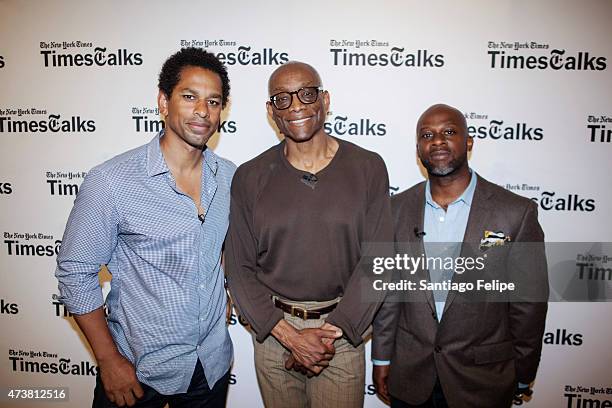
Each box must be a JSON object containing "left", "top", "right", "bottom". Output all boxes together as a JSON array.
[
  {"left": 373, "top": 171, "right": 476, "bottom": 366},
  {"left": 423, "top": 171, "right": 477, "bottom": 321},
  {"left": 55, "top": 132, "right": 235, "bottom": 394}
]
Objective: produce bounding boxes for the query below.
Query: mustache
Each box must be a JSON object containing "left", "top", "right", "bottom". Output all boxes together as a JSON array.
[
  {"left": 187, "top": 118, "right": 212, "bottom": 127},
  {"left": 429, "top": 147, "right": 451, "bottom": 154}
]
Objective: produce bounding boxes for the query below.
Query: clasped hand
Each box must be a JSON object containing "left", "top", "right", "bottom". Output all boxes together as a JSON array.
[{"left": 285, "top": 322, "right": 342, "bottom": 376}]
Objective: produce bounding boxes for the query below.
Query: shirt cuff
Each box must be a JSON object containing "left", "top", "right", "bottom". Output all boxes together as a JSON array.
[
  {"left": 58, "top": 286, "right": 105, "bottom": 315},
  {"left": 254, "top": 310, "right": 284, "bottom": 343},
  {"left": 372, "top": 359, "right": 391, "bottom": 366},
  {"left": 326, "top": 309, "right": 362, "bottom": 347}
]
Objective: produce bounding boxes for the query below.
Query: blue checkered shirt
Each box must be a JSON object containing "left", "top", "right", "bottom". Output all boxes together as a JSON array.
[{"left": 55, "top": 132, "right": 235, "bottom": 394}]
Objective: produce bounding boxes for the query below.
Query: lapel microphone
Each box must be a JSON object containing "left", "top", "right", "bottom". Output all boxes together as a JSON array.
[
  {"left": 301, "top": 173, "right": 318, "bottom": 189},
  {"left": 198, "top": 213, "right": 206, "bottom": 224},
  {"left": 414, "top": 227, "right": 426, "bottom": 238}
]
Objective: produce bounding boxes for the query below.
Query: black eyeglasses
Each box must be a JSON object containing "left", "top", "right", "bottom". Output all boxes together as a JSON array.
[{"left": 269, "top": 87, "right": 323, "bottom": 110}]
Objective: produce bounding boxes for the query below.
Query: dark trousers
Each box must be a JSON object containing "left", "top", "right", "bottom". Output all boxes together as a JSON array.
[
  {"left": 93, "top": 360, "right": 229, "bottom": 408},
  {"left": 391, "top": 379, "right": 448, "bottom": 408}
]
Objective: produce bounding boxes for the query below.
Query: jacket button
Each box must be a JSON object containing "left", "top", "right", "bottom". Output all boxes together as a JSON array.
[
  {"left": 432, "top": 312, "right": 437, "bottom": 320},
  {"left": 434, "top": 345, "right": 442, "bottom": 353}
]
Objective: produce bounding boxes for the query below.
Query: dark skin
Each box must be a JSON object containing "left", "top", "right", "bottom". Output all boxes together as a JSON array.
[
  {"left": 374, "top": 364, "right": 391, "bottom": 405},
  {"left": 267, "top": 61, "right": 338, "bottom": 174},
  {"left": 416, "top": 103, "right": 473, "bottom": 209},
  {"left": 73, "top": 67, "right": 225, "bottom": 407},
  {"left": 373, "top": 104, "right": 474, "bottom": 403},
  {"left": 267, "top": 61, "right": 343, "bottom": 376}
]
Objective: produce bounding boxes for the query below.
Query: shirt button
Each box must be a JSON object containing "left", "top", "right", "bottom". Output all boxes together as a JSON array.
[
  {"left": 199, "top": 284, "right": 205, "bottom": 290},
  {"left": 434, "top": 345, "right": 442, "bottom": 353},
  {"left": 439, "top": 216, "right": 445, "bottom": 222}
]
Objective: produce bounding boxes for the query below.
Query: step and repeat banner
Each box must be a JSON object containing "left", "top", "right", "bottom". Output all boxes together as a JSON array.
[{"left": 1, "top": 0, "right": 611, "bottom": 407}]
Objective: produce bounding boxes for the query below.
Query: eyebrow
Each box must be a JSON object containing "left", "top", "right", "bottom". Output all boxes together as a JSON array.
[
  {"left": 419, "top": 121, "right": 459, "bottom": 130},
  {"left": 181, "top": 87, "right": 222, "bottom": 99},
  {"left": 270, "top": 81, "right": 319, "bottom": 94}
]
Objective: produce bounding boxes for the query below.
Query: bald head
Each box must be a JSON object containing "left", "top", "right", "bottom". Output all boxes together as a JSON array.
[
  {"left": 417, "top": 104, "right": 467, "bottom": 136},
  {"left": 265, "top": 61, "right": 329, "bottom": 143},
  {"left": 415, "top": 103, "right": 472, "bottom": 177},
  {"left": 268, "top": 61, "right": 322, "bottom": 95}
]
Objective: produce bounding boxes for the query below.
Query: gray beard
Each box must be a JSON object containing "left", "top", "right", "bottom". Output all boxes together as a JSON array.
[{"left": 422, "top": 159, "right": 459, "bottom": 177}]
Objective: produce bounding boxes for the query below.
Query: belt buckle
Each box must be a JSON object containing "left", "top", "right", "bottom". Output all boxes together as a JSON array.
[{"left": 290, "top": 305, "right": 308, "bottom": 319}]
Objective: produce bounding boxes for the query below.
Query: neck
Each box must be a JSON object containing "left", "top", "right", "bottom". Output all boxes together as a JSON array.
[
  {"left": 159, "top": 132, "right": 204, "bottom": 174},
  {"left": 428, "top": 166, "right": 471, "bottom": 209},
  {"left": 284, "top": 132, "right": 338, "bottom": 173}
]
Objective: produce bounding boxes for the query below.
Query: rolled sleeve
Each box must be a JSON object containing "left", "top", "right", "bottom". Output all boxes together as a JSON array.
[{"left": 55, "top": 168, "right": 119, "bottom": 315}]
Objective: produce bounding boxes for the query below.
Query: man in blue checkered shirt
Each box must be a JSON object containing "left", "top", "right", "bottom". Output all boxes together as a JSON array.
[{"left": 55, "top": 48, "right": 236, "bottom": 408}]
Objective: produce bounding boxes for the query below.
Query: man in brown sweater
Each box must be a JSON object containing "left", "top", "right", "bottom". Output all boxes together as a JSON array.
[{"left": 225, "top": 61, "right": 393, "bottom": 407}]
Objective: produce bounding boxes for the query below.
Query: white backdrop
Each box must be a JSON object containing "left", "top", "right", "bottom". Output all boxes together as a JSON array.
[{"left": 1, "top": 0, "right": 611, "bottom": 407}]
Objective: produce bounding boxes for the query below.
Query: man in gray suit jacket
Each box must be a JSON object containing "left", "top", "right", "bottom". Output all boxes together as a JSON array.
[{"left": 372, "top": 104, "right": 549, "bottom": 408}]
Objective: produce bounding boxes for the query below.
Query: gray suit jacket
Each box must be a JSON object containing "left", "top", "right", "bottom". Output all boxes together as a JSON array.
[{"left": 372, "top": 174, "right": 549, "bottom": 408}]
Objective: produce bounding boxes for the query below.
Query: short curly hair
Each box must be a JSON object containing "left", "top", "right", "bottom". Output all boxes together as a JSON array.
[{"left": 158, "top": 47, "right": 230, "bottom": 107}]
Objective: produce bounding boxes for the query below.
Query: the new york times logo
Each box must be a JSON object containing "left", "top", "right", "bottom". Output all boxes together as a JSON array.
[
  {"left": 576, "top": 253, "right": 611, "bottom": 282},
  {"left": 544, "top": 329, "right": 583, "bottom": 346},
  {"left": 131, "top": 107, "right": 237, "bottom": 134},
  {"left": 180, "top": 40, "right": 288, "bottom": 66},
  {"left": 0, "top": 181, "right": 12, "bottom": 195},
  {"left": 1, "top": 299, "right": 19, "bottom": 315},
  {"left": 40, "top": 41, "right": 143, "bottom": 67},
  {"left": 330, "top": 39, "right": 444, "bottom": 67},
  {"left": 504, "top": 183, "right": 595, "bottom": 212},
  {"left": 324, "top": 113, "right": 386, "bottom": 137},
  {"left": 587, "top": 115, "right": 612, "bottom": 143},
  {"left": 8, "top": 348, "right": 98, "bottom": 376},
  {"left": 0, "top": 108, "right": 95, "bottom": 133},
  {"left": 465, "top": 112, "right": 543, "bottom": 141},
  {"left": 181, "top": 39, "right": 237, "bottom": 48},
  {"left": 563, "top": 384, "right": 612, "bottom": 408},
  {"left": 46, "top": 170, "right": 86, "bottom": 196},
  {"left": 3, "top": 232, "right": 61, "bottom": 257},
  {"left": 487, "top": 41, "right": 606, "bottom": 70}
]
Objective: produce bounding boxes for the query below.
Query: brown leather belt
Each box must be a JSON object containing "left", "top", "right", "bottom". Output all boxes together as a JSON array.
[{"left": 273, "top": 298, "right": 338, "bottom": 320}]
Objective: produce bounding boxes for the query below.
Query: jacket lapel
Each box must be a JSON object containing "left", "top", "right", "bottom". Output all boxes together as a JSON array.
[{"left": 408, "top": 183, "right": 437, "bottom": 314}]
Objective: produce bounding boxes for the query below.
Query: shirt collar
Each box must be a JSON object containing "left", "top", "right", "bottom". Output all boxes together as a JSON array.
[
  {"left": 425, "top": 169, "right": 477, "bottom": 209},
  {"left": 146, "top": 130, "right": 219, "bottom": 177}
]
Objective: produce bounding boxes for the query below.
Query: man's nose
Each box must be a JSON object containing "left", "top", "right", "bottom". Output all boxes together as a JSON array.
[
  {"left": 194, "top": 99, "right": 209, "bottom": 118},
  {"left": 430, "top": 131, "right": 446, "bottom": 145},
  {"left": 288, "top": 93, "right": 306, "bottom": 112}
]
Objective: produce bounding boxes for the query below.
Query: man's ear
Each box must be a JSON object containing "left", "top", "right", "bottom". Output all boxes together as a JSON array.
[
  {"left": 322, "top": 90, "right": 330, "bottom": 114},
  {"left": 158, "top": 90, "right": 169, "bottom": 118}
]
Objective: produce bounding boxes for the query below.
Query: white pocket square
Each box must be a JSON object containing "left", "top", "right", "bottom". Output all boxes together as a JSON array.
[{"left": 480, "top": 230, "right": 511, "bottom": 251}]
